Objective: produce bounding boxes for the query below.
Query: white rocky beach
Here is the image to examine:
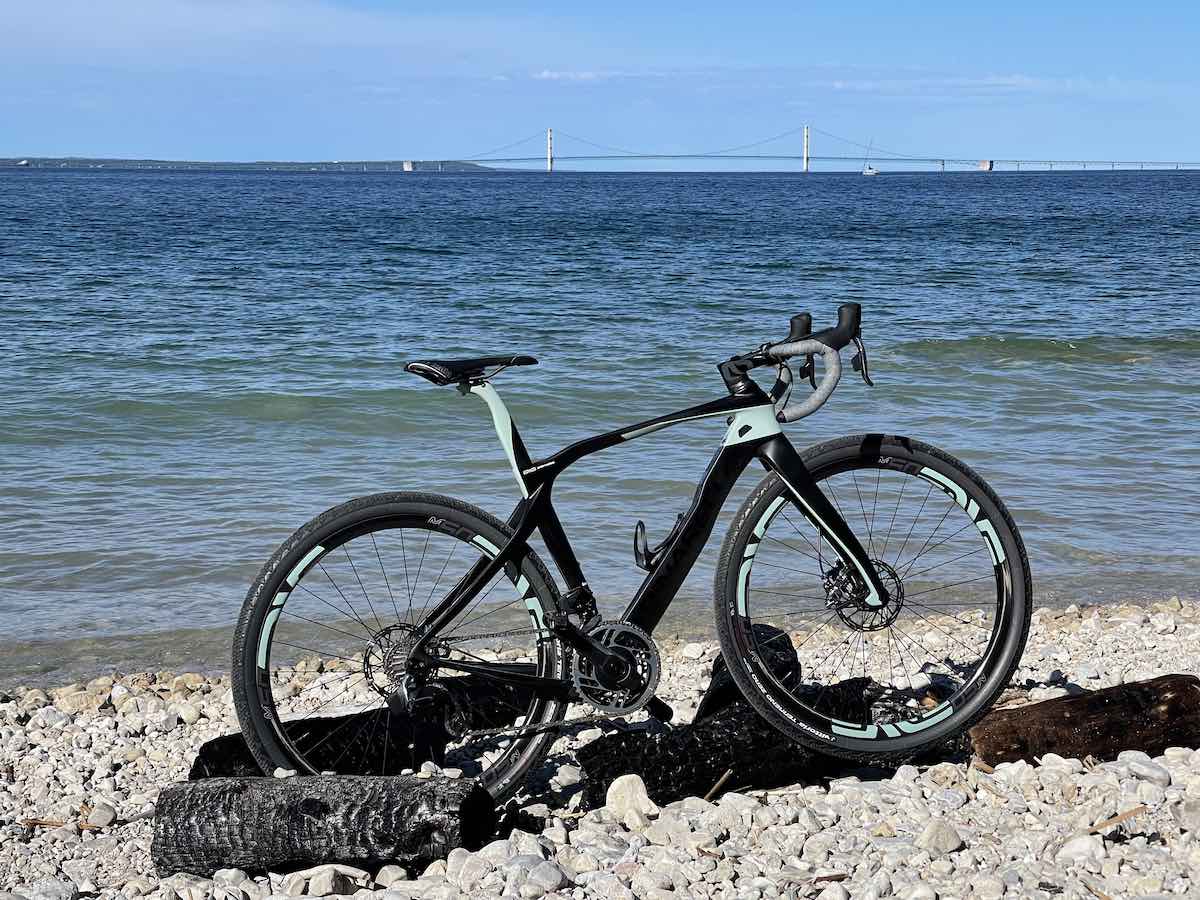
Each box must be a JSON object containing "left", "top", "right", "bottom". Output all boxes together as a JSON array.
[{"left": 3, "top": 598, "right": 1199, "bottom": 900}]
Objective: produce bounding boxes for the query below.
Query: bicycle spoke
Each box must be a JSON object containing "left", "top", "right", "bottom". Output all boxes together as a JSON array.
[
  {"left": 293, "top": 581, "right": 375, "bottom": 636},
  {"left": 851, "top": 470, "right": 876, "bottom": 558},
  {"left": 279, "top": 608, "right": 367, "bottom": 644},
  {"left": 343, "top": 544, "right": 384, "bottom": 632},
  {"left": 318, "top": 563, "right": 376, "bottom": 636},
  {"left": 902, "top": 543, "right": 987, "bottom": 582},
  {"left": 370, "top": 532, "right": 403, "bottom": 626},
  {"left": 879, "top": 476, "right": 907, "bottom": 560},
  {"left": 418, "top": 538, "right": 459, "bottom": 623},
  {"left": 890, "top": 483, "right": 933, "bottom": 567}
]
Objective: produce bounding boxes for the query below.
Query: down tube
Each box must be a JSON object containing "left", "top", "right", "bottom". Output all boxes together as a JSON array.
[
  {"left": 621, "top": 439, "right": 763, "bottom": 632},
  {"left": 755, "top": 435, "right": 889, "bottom": 606}
]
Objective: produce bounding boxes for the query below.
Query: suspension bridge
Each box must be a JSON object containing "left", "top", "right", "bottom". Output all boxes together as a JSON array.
[{"left": 436, "top": 124, "right": 1200, "bottom": 173}]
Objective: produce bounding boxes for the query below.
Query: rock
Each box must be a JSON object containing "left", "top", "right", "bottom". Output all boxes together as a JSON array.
[
  {"left": 973, "top": 876, "right": 1005, "bottom": 899},
  {"left": 816, "top": 884, "right": 850, "bottom": 900},
  {"left": 913, "top": 818, "right": 964, "bottom": 855},
  {"left": 681, "top": 643, "right": 706, "bottom": 660},
  {"left": 24, "top": 880, "right": 78, "bottom": 900},
  {"left": 901, "top": 885, "right": 938, "bottom": 900},
  {"left": 86, "top": 800, "right": 118, "bottom": 827},
  {"left": 526, "top": 861, "right": 565, "bottom": 893},
  {"left": 553, "top": 765, "right": 582, "bottom": 788},
  {"left": 1127, "top": 758, "right": 1171, "bottom": 787},
  {"left": 1055, "top": 834, "right": 1106, "bottom": 864},
  {"left": 605, "top": 774, "right": 659, "bottom": 820},
  {"left": 177, "top": 702, "right": 202, "bottom": 725},
  {"left": 374, "top": 865, "right": 407, "bottom": 888},
  {"left": 1172, "top": 798, "right": 1200, "bottom": 832}
]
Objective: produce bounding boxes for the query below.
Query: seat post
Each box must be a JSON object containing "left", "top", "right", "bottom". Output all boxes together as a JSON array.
[{"left": 467, "top": 382, "right": 532, "bottom": 498}]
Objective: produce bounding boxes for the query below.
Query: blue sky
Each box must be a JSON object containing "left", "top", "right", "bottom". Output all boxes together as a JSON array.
[{"left": 3, "top": 1, "right": 1198, "bottom": 166}]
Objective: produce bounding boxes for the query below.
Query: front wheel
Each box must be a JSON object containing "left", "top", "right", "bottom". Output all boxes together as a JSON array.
[
  {"left": 715, "top": 434, "right": 1031, "bottom": 761},
  {"left": 232, "top": 492, "right": 568, "bottom": 800}
]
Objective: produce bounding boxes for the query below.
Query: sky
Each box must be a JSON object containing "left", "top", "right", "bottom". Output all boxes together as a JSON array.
[{"left": 3, "top": 1, "right": 1199, "bottom": 166}]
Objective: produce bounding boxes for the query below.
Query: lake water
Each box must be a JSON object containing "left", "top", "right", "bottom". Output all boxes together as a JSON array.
[{"left": 2, "top": 168, "right": 1198, "bottom": 682}]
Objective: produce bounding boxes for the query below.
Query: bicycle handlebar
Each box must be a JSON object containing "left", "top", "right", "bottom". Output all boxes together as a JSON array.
[
  {"left": 719, "top": 304, "right": 865, "bottom": 423},
  {"left": 766, "top": 338, "right": 842, "bottom": 422},
  {"left": 764, "top": 303, "right": 862, "bottom": 423}
]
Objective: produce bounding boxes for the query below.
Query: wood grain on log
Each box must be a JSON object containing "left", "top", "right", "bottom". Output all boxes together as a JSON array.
[
  {"left": 969, "top": 674, "right": 1200, "bottom": 765},
  {"left": 152, "top": 775, "right": 495, "bottom": 877}
]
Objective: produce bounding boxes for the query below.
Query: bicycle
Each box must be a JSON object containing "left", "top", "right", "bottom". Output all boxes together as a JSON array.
[{"left": 233, "top": 304, "right": 1031, "bottom": 800}]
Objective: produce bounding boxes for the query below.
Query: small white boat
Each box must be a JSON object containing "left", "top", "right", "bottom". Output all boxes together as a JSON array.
[{"left": 862, "top": 140, "right": 879, "bottom": 176}]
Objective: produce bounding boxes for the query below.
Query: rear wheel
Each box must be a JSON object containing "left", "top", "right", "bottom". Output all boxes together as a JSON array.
[
  {"left": 232, "top": 492, "right": 568, "bottom": 800},
  {"left": 715, "top": 435, "right": 1031, "bottom": 761}
]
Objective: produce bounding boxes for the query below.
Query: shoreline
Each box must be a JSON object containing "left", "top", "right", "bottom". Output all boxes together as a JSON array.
[
  {"left": 2, "top": 595, "right": 1198, "bottom": 897},
  {"left": 4, "top": 593, "right": 1192, "bottom": 689}
]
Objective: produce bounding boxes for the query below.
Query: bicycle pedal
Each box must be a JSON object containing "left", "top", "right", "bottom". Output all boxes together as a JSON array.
[{"left": 644, "top": 696, "right": 674, "bottom": 723}]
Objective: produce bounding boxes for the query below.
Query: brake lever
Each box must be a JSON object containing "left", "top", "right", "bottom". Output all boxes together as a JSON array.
[
  {"left": 851, "top": 336, "right": 875, "bottom": 386},
  {"left": 794, "top": 354, "right": 818, "bottom": 389}
]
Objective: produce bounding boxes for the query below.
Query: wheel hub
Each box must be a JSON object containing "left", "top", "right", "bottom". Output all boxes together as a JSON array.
[
  {"left": 363, "top": 623, "right": 422, "bottom": 696},
  {"left": 824, "top": 559, "right": 905, "bottom": 631}
]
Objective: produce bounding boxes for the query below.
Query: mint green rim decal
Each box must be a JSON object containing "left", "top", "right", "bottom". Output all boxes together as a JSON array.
[
  {"left": 896, "top": 701, "right": 954, "bottom": 733},
  {"left": 257, "top": 591, "right": 289, "bottom": 669},
  {"left": 286, "top": 545, "right": 325, "bottom": 587},
  {"left": 829, "top": 702, "right": 954, "bottom": 739},
  {"left": 917, "top": 467, "right": 1006, "bottom": 564}
]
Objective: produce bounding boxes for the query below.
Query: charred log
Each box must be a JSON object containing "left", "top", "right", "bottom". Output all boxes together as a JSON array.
[{"left": 152, "top": 775, "right": 495, "bottom": 877}]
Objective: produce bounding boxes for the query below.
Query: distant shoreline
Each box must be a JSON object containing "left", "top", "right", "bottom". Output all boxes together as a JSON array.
[
  {"left": 0, "top": 157, "right": 492, "bottom": 173},
  {"left": 4, "top": 158, "right": 1197, "bottom": 174}
]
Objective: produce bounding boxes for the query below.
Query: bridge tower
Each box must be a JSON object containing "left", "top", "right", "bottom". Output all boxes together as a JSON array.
[
  {"left": 547, "top": 128, "right": 554, "bottom": 173},
  {"left": 802, "top": 125, "right": 810, "bottom": 174}
]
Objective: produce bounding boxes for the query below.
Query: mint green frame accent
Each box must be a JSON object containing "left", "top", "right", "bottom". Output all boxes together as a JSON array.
[
  {"left": 470, "top": 383, "right": 529, "bottom": 499},
  {"left": 721, "top": 405, "right": 783, "bottom": 446},
  {"left": 470, "top": 535, "right": 548, "bottom": 635}
]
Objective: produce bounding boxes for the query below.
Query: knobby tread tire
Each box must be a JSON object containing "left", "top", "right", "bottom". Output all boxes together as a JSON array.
[
  {"left": 232, "top": 491, "right": 566, "bottom": 801},
  {"left": 714, "top": 434, "right": 1032, "bottom": 765}
]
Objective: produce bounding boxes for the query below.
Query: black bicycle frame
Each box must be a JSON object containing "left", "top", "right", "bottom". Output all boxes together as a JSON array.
[{"left": 412, "top": 384, "right": 888, "bottom": 696}]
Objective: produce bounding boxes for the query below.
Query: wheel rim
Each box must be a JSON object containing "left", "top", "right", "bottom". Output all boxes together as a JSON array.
[
  {"left": 252, "top": 515, "right": 561, "bottom": 784},
  {"left": 735, "top": 460, "right": 1011, "bottom": 743}
]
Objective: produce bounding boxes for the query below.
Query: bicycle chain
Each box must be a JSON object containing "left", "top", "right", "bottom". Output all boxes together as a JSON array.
[{"left": 456, "top": 711, "right": 617, "bottom": 744}]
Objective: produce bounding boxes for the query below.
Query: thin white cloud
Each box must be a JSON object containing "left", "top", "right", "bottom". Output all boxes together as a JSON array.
[{"left": 804, "top": 73, "right": 1148, "bottom": 100}]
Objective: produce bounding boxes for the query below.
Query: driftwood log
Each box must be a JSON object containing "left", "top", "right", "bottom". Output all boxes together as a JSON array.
[
  {"left": 969, "top": 673, "right": 1200, "bottom": 765},
  {"left": 152, "top": 775, "right": 495, "bottom": 877}
]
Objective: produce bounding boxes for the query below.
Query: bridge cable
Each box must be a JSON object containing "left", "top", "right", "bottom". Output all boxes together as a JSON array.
[
  {"left": 553, "top": 131, "right": 651, "bottom": 157},
  {"left": 463, "top": 133, "right": 545, "bottom": 161},
  {"left": 700, "top": 124, "right": 810, "bottom": 156}
]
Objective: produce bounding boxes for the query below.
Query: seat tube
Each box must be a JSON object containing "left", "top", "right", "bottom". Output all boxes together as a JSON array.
[{"left": 469, "top": 383, "right": 533, "bottom": 498}]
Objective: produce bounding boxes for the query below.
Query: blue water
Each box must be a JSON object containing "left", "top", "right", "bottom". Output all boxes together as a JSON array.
[{"left": 2, "top": 168, "right": 1198, "bottom": 677}]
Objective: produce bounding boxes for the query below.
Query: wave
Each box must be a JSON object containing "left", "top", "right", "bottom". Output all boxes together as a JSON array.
[{"left": 890, "top": 333, "right": 1200, "bottom": 365}]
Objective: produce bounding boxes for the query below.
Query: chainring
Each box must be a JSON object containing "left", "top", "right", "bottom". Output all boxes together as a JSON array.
[{"left": 571, "top": 622, "right": 661, "bottom": 715}]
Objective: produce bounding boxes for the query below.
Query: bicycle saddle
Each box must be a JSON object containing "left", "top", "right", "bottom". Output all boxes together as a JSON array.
[{"left": 405, "top": 354, "right": 537, "bottom": 386}]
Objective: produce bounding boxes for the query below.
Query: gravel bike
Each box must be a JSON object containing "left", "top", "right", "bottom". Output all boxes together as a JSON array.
[{"left": 233, "top": 304, "right": 1031, "bottom": 799}]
